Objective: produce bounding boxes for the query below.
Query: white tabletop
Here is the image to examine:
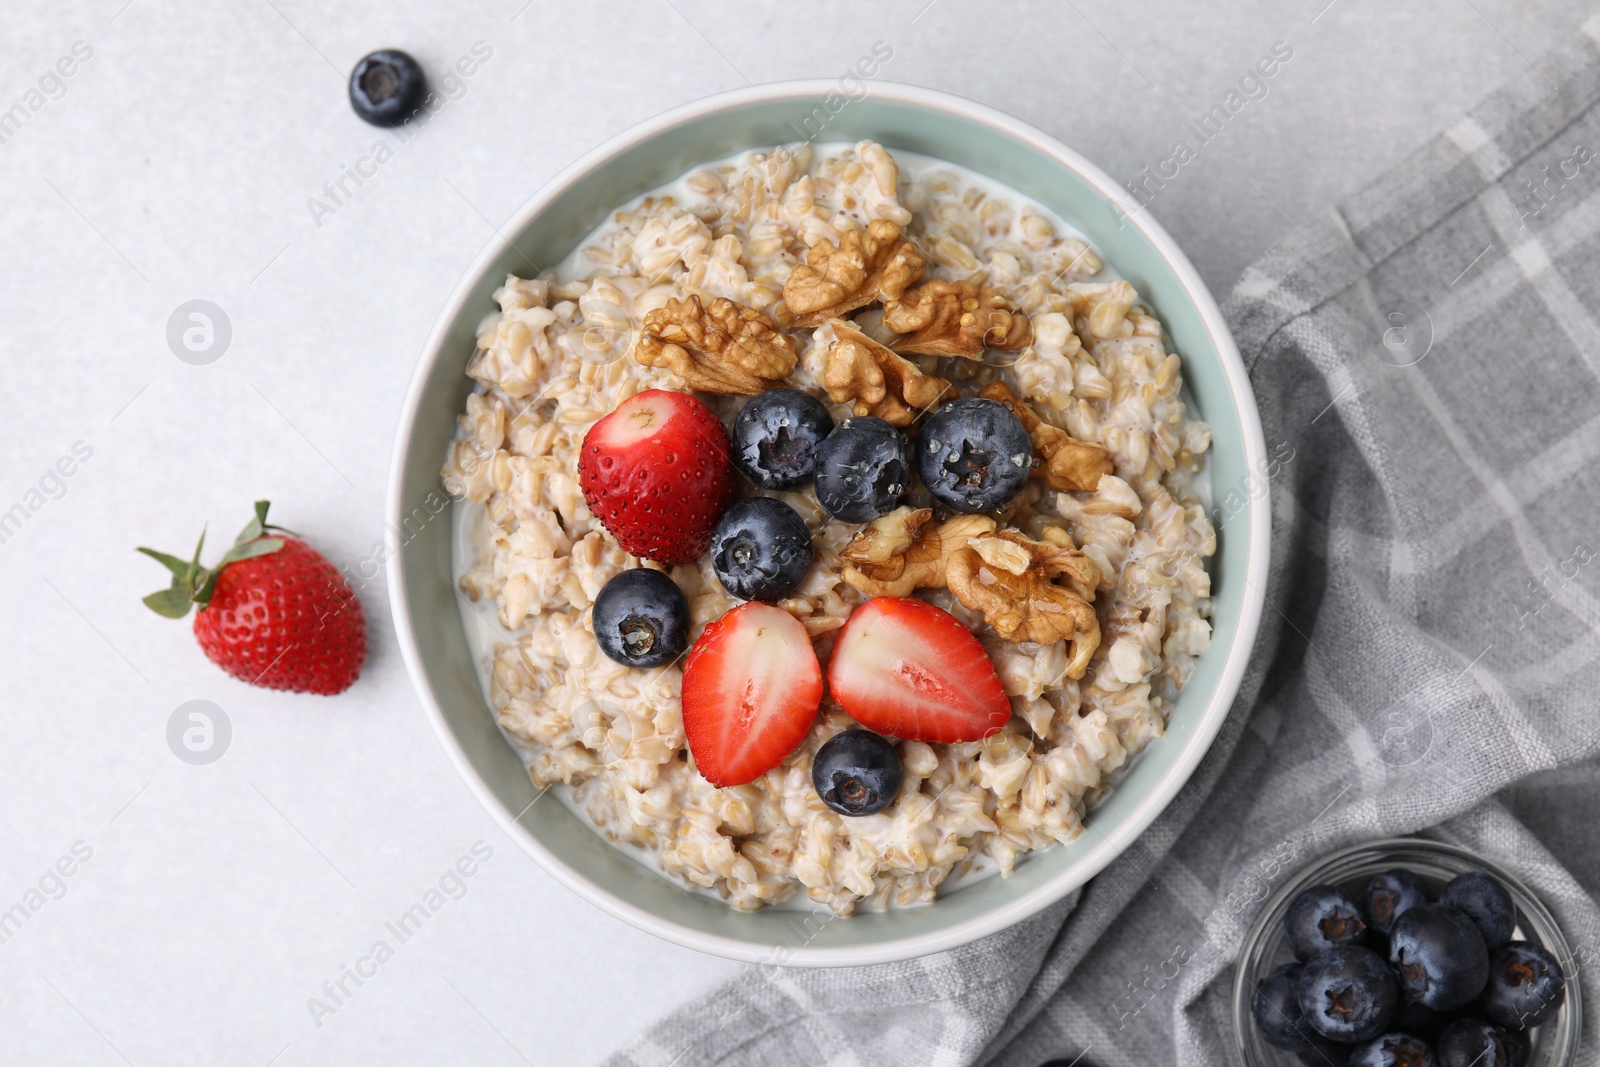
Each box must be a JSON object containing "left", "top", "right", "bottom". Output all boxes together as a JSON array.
[{"left": 3, "top": 1, "right": 1591, "bottom": 1063}]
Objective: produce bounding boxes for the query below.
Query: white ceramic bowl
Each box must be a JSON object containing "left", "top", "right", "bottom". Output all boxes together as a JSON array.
[{"left": 388, "top": 81, "right": 1270, "bottom": 966}]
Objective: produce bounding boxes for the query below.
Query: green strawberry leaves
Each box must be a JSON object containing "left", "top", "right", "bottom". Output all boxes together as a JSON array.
[
  {"left": 138, "top": 545, "right": 197, "bottom": 582},
  {"left": 138, "top": 500, "right": 287, "bottom": 618},
  {"left": 141, "top": 584, "right": 197, "bottom": 619},
  {"left": 191, "top": 537, "right": 284, "bottom": 606},
  {"left": 233, "top": 499, "right": 300, "bottom": 546}
]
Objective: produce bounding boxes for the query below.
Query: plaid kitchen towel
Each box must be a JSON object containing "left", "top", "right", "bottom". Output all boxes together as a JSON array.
[{"left": 605, "top": 18, "right": 1600, "bottom": 1067}]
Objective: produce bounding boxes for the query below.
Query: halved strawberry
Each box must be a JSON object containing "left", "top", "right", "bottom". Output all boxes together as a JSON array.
[
  {"left": 827, "top": 597, "right": 1011, "bottom": 743},
  {"left": 681, "top": 602, "right": 823, "bottom": 787}
]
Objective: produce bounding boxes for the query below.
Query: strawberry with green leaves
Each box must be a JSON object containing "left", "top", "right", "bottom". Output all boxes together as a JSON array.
[{"left": 140, "top": 501, "right": 366, "bottom": 695}]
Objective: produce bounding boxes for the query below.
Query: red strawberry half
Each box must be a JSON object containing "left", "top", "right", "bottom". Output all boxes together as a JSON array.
[
  {"left": 828, "top": 596, "right": 1011, "bottom": 743},
  {"left": 578, "top": 389, "right": 735, "bottom": 565},
  {"left": 681, "top": 602, "right": 823, "bottom": 787},
  {"left": 139, "top": 501, "right": 366, "bottom": 695}
]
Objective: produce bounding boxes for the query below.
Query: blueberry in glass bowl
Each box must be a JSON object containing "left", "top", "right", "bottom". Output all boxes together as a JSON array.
[
  {"left": 1478, "top": 942, "right": 1567, "bottom": 1030},
  {"left": 1367, "top": 869, "right": 1430, "bottom": 937},
  {"left": 1389, "top": 903, "right": 1490, "bottom": 1011},
  {"left": 1232, "top": 838, "right": 1581, "bottom": 1066},
  {"left": 1443, "top": 870, "right": 1518, "bottom": 951},
  {"left": 1286, "top": 885, "right": 1371, "bottom": 960},
  {"left": 1297, "top": 945, "right": 1398, "bottom": 1043}
]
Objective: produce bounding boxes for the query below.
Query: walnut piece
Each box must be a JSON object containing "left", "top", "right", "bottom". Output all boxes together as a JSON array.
[
  {"left": 632, "top": 295, "right": 797, "bottom": 395},
  {"left": 823, "top": 319, "right": 951, "bottom": 427},
  {"left": 783, "top": 219, "right": 926, "bottom": 326},
  {"left": 947, "top": 527, "right": 1101, "bottom": 676},
  {"left": 881, "top": 280, "right": 1032, "bottom": 358},
  {"left": 978, "top": 382, "right": 1112, "bottom": 492},
  {"left": 841, "top": 507, "right": 997, "bottom": 597}
]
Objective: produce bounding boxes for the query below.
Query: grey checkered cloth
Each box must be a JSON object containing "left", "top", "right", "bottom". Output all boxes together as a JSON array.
[{"left": 605, "top": 21, "right": 1600, "bottom": 1067}]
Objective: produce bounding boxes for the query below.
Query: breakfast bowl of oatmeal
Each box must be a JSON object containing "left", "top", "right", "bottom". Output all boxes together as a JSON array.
[{"left": 389, "top": 81, "right": 1269, "bottom": 965}]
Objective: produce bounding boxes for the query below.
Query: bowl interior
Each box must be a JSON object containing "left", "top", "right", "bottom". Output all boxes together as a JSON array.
[
  {"left": 393, "top": 86, "right": 1264, "bottom": 964},
  {"left": 1231, "top": 837, "right": 1583, "bottom": 1065}
]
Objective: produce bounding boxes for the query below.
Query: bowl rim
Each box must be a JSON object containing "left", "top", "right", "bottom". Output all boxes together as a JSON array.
[{"left": 387, "top": 78, "right": 1271, "bottom": 966}]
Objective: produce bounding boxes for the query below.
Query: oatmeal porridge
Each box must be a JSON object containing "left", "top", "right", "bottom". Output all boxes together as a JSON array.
[{"left": 442, "top": 141, "right": 1215, "bottom": 914}]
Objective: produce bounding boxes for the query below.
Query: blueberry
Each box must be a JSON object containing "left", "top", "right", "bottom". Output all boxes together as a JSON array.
[
  {"left": 1287, "top": 885, "right": 1370, "bottom": 961},
  {"left": 709, "top": 497, "right": 814, "bottom": 603},
  {"left": 813, "top": 417, "right": 911, "bottom": 522},
  {"left": 1436, "top": 1018, "right": 1527, "bottom": 1067},
  {"left": 1367, "top": 869, "right": 1431, "bottom": 936},
  {"left": 1441, "top": 871, "right": 1516, "bottom": 951},
  {"left": 1349, "top": 1032, "right": 1435, "bottom": 1067},
  {"left": 1252, "top": 963, "right": 1314, "bottom": 1049},
  {"left": 914, "top": 398, "right": 1033, "bottom": 513},
  {"left": 592, "top": 569, "right": 688, "bottom": 669},
  {"left": 1477, "top": 940, "right": 1565, "bottom": 1030},
  {"left": 1389, "top": 904, "right": 1490, "bottom": 1011},
  {"left": 811, "top": 729, "right": 903, "bottom": 816},
  {"left": 348, "top": 50, "right": 427, "bottom": 127},
  {"left": 1298, "top": 946, "right": 1399, "bottom": 1044},
  {"left": 732, "top": 388, "right": 834, "bottom": 490}
]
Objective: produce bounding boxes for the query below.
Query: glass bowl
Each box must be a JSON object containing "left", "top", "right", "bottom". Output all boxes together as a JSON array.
[{"left": 1231, "top": 837, "right": 1583, "bottom": 1065}]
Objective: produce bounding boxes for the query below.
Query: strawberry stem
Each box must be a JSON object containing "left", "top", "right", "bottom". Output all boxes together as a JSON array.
[{"left": 138, "top": 500, "right": 287, "bottom": 618}]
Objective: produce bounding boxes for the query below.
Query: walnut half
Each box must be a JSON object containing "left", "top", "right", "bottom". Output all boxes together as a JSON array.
[
  {"left": 947, "top": 527, "right": 1101, "bottom": 677},
  {"left": 882, "top": 280, "right": 1032, "bottom": 359},
  {"left": 840, "top": 507, "right": 997, "bottom": 597},
  {"left": 978, "top": 382, "right": 1112, "bottom": 493},
  {"left": 823, "top": 319, "right": 951, "bottom": 428},
  {"left": 783, "top": 219, "right": 926, "bottom": 327},
  {"left": 632, "top": 295, "right": 797, "bottom": 395}
]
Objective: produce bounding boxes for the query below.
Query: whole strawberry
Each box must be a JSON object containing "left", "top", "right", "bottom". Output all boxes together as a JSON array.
[
  {"left": 578, "top": 389, "right": 735, "bottom": 565},
  {"left": 139, "top": 501, "right": 366, "bottom": 695}
]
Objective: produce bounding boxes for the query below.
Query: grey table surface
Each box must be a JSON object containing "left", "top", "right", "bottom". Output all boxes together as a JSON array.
[{"left": 2, "top": 1, "right": 1593, "bottom": 1063}]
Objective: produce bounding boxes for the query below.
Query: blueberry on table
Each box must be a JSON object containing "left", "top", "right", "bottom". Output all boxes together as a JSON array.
[
  {"left": 1298, "top": 946, "right": 1399, "bottom": 1044},
  {"left": 1252, "top": 962, "right": 1314, "bottom": 1049},
  {"left": 1436, "top": 1018, "right": 1528, "bottom": 1067},
  {"left": 813, "top": 416, "right": 911, "bottom": 522},
  {"left": 915, "top": 397, "right": 1033, "bottom": 513},
  {"left": 1476, "top": 940, "right": 1565, "bottom": 1029},
  {"left": 1367, "top": 869, "right": 1430, "bottom": 936},
  {"left": 1348, "top": 1032, "right": 1436, "bottom": 1067},
  {"left": 348, "top": 50, "right": 427, "bottom": 127},
  {"left": 732, "top": 388, "right": 834, "bottom": 490},
  {"left": 709, "top": 497, "right": 814, "bottom": 603},
  {"left": 592, "top": 569, "right": 689, "bottom": 669},
  {"left": 1441, "top": 871, "right": 1516, "bottom": 951},
  {"left": 1287, "top": 885, "right": 1371, "bottom": 960},
  {"left": 811, "top": 729, "right": 903, "bottom": 816},
  {"left": 1389, "top": 904, "right": 1491, "bottom": 1011}
]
